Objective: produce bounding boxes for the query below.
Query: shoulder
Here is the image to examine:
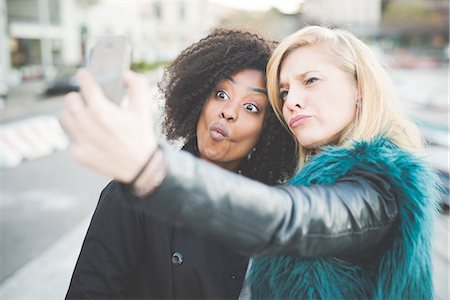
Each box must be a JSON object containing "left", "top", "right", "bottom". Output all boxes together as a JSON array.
[{"left": 91, "top": 180, "right": 149, "bottom": 227}]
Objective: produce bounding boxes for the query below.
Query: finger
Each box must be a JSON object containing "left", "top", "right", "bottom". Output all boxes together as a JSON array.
[
  {"left": 123, "top": 71, "right": 150, "bottom": 112},
  {"left": 61, "top": 92, "right": 87, "bottom": 140},
  {"left": 59, "top": 105, "right": 95, "bottom": 144},
  {"left": 76, "top": 68, "right": 107, "bottom": 107},
  {"left": 59, "top": 111, "right": 82, "bottom": 142},
  {"left": 64, "top": 92, "right": 85, "bottom": 115},
  {"left": 58, "top": 112, "right": 75, "bottom": 139}
]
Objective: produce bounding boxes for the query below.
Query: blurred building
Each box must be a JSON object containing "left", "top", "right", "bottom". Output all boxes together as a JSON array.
[
  {"left": 1, "top": 0, "right": 8, "bottom": 100},
  {"left": 301, "top": 0, "right": 382, "bottom": 33},
  {"left": 79, "top": 1, "right": 215, "bottom": 63},
  {"left": 1, "top": 0, "right": 217, "bottom": 91},
  {"left": 5, "top": 0, "right": 70, "bottom": 83}
]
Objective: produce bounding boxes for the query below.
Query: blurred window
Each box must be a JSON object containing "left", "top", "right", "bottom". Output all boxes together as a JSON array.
[
  {"left": 179, "top": 3, "right": 185, "bottom": 20},
  {"left": 48, "top": 0, "right": 60, "bottom": 25},
  {"left": 7, "top": 0, "right": 60, "bottom": 25},
  {"left": 153, "top": 2, "right": 161, "bottom": 20},
  {"left": 51, "top": 39, "right": 62, "bottom": 65},
  {"left": 10, "top": 38, "right": 42, "bottom": 68},
  {"left": 6, "top": 0, "right": 39, "bottom": 23}
]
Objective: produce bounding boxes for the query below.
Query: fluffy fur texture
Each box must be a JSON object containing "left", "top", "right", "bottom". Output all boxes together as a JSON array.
[{"left": 250, "top": 137, "right": 440, "bottom": 299}]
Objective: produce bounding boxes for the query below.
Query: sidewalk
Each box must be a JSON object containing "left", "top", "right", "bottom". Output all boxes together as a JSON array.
[
  {"left": 0, "top": 80, "right": 65, "bottom": 124},
  {"left": 0, "top": 217, "right": 91, "bottom": 299}
]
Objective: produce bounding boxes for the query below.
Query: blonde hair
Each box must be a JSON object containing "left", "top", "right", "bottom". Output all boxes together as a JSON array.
[{"left": 267, "top": 26, "right": 423, "bottom": 167}]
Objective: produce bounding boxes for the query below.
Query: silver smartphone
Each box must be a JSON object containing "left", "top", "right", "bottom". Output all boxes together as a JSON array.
[{"left": 86, "top": 36, "right": 131, "bottom": 104}]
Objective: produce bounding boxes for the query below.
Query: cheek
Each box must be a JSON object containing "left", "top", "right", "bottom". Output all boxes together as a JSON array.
[
  {"left": 240, "top": 117, "right": 265, "bottom": 146},
  {"left": 201, "top": 99, "right": 217, "bottom": 119},
  {"left": 196, "top": 103, "right": 213, "bottom": 139},
  {"left": 248, "top": 120, "right": 264, "bottom": 140},
  {"left": 282, "top": 105, "right": 289, "bottom": 123},
  {"left": 323, "top": 98, "right": 356, "bottom": 130}
]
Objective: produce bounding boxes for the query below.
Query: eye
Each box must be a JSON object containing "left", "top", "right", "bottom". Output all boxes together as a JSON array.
[
  {"left": 216, "top": 90, "right": 230, "bottom": 100},
  {"left": 244, "top": 103, "right": 259, "bottom": 113},
  {"left": 280, "top": 90, "right": 288, "bottom": 102},
  {"left": 305, "top": 77, "right": 318, "bottom": 85}
]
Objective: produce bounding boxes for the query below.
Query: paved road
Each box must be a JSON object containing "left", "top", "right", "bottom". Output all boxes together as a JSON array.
[{"left": 0, "top": 149, "right": 109, "bottom": 284}]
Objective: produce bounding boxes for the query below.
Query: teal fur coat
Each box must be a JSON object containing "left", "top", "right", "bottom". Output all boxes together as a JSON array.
[{"left": 249, "top": 138, "right": 440, "bottom": 299}]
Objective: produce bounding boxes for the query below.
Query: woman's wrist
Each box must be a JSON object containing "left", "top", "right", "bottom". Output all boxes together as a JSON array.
[{"left": 129, "top": 146, "right": 167, "bottom": 197}]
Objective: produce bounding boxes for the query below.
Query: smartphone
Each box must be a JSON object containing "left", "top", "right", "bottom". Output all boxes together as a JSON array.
[{"left": 86, "top": 36, "right": 131, "bottom": 105}]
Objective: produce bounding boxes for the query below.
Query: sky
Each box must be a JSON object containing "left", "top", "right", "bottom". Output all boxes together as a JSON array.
[{"left": 213, "top": 0, "right": 303, "bottom": 13}]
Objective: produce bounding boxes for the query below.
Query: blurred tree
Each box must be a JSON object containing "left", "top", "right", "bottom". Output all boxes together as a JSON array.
[
  {"left": 77, "top": 0, "right": 99, "bottom": 9},
  {"left": 383, "top": 1, "right": 428, "bottom": 22},
  {"left": 380, "top": 0, "right": 448, "bottom": 52}
]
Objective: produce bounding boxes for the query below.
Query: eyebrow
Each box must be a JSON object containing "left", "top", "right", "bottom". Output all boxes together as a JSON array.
[
  {"left": 250, "top": 87, "right": 267, "bottom": 95},
  {"left": 226, "top": 76, "right": 268, "bottom": 96},
  {"left": 279, "top": 70, "right": 319, "bottom": 86}
]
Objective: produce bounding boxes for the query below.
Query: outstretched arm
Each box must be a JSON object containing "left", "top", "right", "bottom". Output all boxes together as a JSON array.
[{"left": 120, "top": 145, "right": 398, "bottom": 258}]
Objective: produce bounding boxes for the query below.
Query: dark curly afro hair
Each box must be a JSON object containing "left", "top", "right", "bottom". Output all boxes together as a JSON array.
[{"left": 159, "top": 28, "right": 297, "bottom": 185}]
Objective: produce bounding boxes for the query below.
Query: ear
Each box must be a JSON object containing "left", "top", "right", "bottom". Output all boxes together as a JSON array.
[{"left": 355, "top": 89, "right": 362, "bottom": 106}]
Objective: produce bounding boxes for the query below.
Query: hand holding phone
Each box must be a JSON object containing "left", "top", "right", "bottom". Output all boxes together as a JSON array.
[
  {"left": 87, "top": 36, "right": 131, "bottom": 104},
  {"left": 61, "top": 69, "right": 157, "bottom": 182}
]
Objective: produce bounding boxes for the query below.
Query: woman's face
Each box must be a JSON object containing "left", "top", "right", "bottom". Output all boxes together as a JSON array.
[
  {"left": 279, "top": 43, "right": 357, "bottom": 149},
  {"left": 196, "top": 69, "right": 268, "bottom": 171}
]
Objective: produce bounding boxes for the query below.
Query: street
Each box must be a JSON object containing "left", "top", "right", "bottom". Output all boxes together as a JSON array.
[
  {"left": 0, "top": 149, "right": 109, "bottom": 283},
  {"left": 0, "top": 147, "right": 110, "bottom": 298}
]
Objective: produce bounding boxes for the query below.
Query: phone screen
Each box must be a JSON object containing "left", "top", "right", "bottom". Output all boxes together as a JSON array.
[{"left": 87, "top": 36, "right": 131, "bottom": 104}]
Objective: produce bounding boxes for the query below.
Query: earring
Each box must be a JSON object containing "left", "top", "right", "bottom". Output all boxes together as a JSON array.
[
  {"left": 356, "top": 98, "right": 362, "bottom": 106},
  {"left": 247, "top": 147, "right": 256, "bottom": 161}
]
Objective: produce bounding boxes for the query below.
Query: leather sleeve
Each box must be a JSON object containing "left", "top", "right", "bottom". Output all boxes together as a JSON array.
[{"left": 126, "top": 145, "right": 398, "bottom": 258}]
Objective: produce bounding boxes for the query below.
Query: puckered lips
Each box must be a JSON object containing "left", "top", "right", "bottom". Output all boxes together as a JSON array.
[
  {"left": 209, "top": 122, "right": 229, "bottom": 141},
  {"left": 289, "top": 114, "right": 311, "bottom": 129}
]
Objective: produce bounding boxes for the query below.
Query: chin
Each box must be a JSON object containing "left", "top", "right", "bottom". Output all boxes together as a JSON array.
[
  {"left": 297, "top": 135, "right": 317, "bottom": 149},
  {"left": 300, "top": 143, "right": 316, "bottom": 149}
]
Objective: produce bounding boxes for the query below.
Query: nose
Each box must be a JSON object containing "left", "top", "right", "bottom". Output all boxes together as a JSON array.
[
  {"left": 219, "top": 101, "right": 239, "bottom": 121},
  {"left": 284, "top": 88, "right": 305, "bottom": 111}
]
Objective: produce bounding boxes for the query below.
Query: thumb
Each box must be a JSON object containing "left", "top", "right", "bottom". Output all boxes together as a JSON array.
[{"left": 123, "top": 71, "right": 150, "bottom": 113}]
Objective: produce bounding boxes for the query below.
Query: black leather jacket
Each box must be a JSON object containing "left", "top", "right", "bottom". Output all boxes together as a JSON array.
[{"left": 127, "top": 145, "right": 398, "bottom": 259}]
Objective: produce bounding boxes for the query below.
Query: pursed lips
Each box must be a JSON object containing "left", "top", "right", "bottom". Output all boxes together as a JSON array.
[
  {"left": 289, "top": 114, "right": 311, "bottom": 128},
  {"left": 209, "top": 122, "right": 229, "bottom": 141}
]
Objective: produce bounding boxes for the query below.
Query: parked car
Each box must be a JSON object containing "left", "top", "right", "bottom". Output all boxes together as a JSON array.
[{"left": 45, "top": 66, "right": 79, "bottom": 96}]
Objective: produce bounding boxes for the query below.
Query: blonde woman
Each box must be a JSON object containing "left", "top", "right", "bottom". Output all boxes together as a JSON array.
[{"left": 61, "top": 26, "right": 439, "bottom": 299}]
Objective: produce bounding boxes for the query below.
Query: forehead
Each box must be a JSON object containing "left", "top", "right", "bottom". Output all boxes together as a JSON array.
[
  {"left": 279, "top": 44, "right": 335, "bottom": 79},
  {"left": 227, "top": 69, "right": 265, "bottom": 87}
]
